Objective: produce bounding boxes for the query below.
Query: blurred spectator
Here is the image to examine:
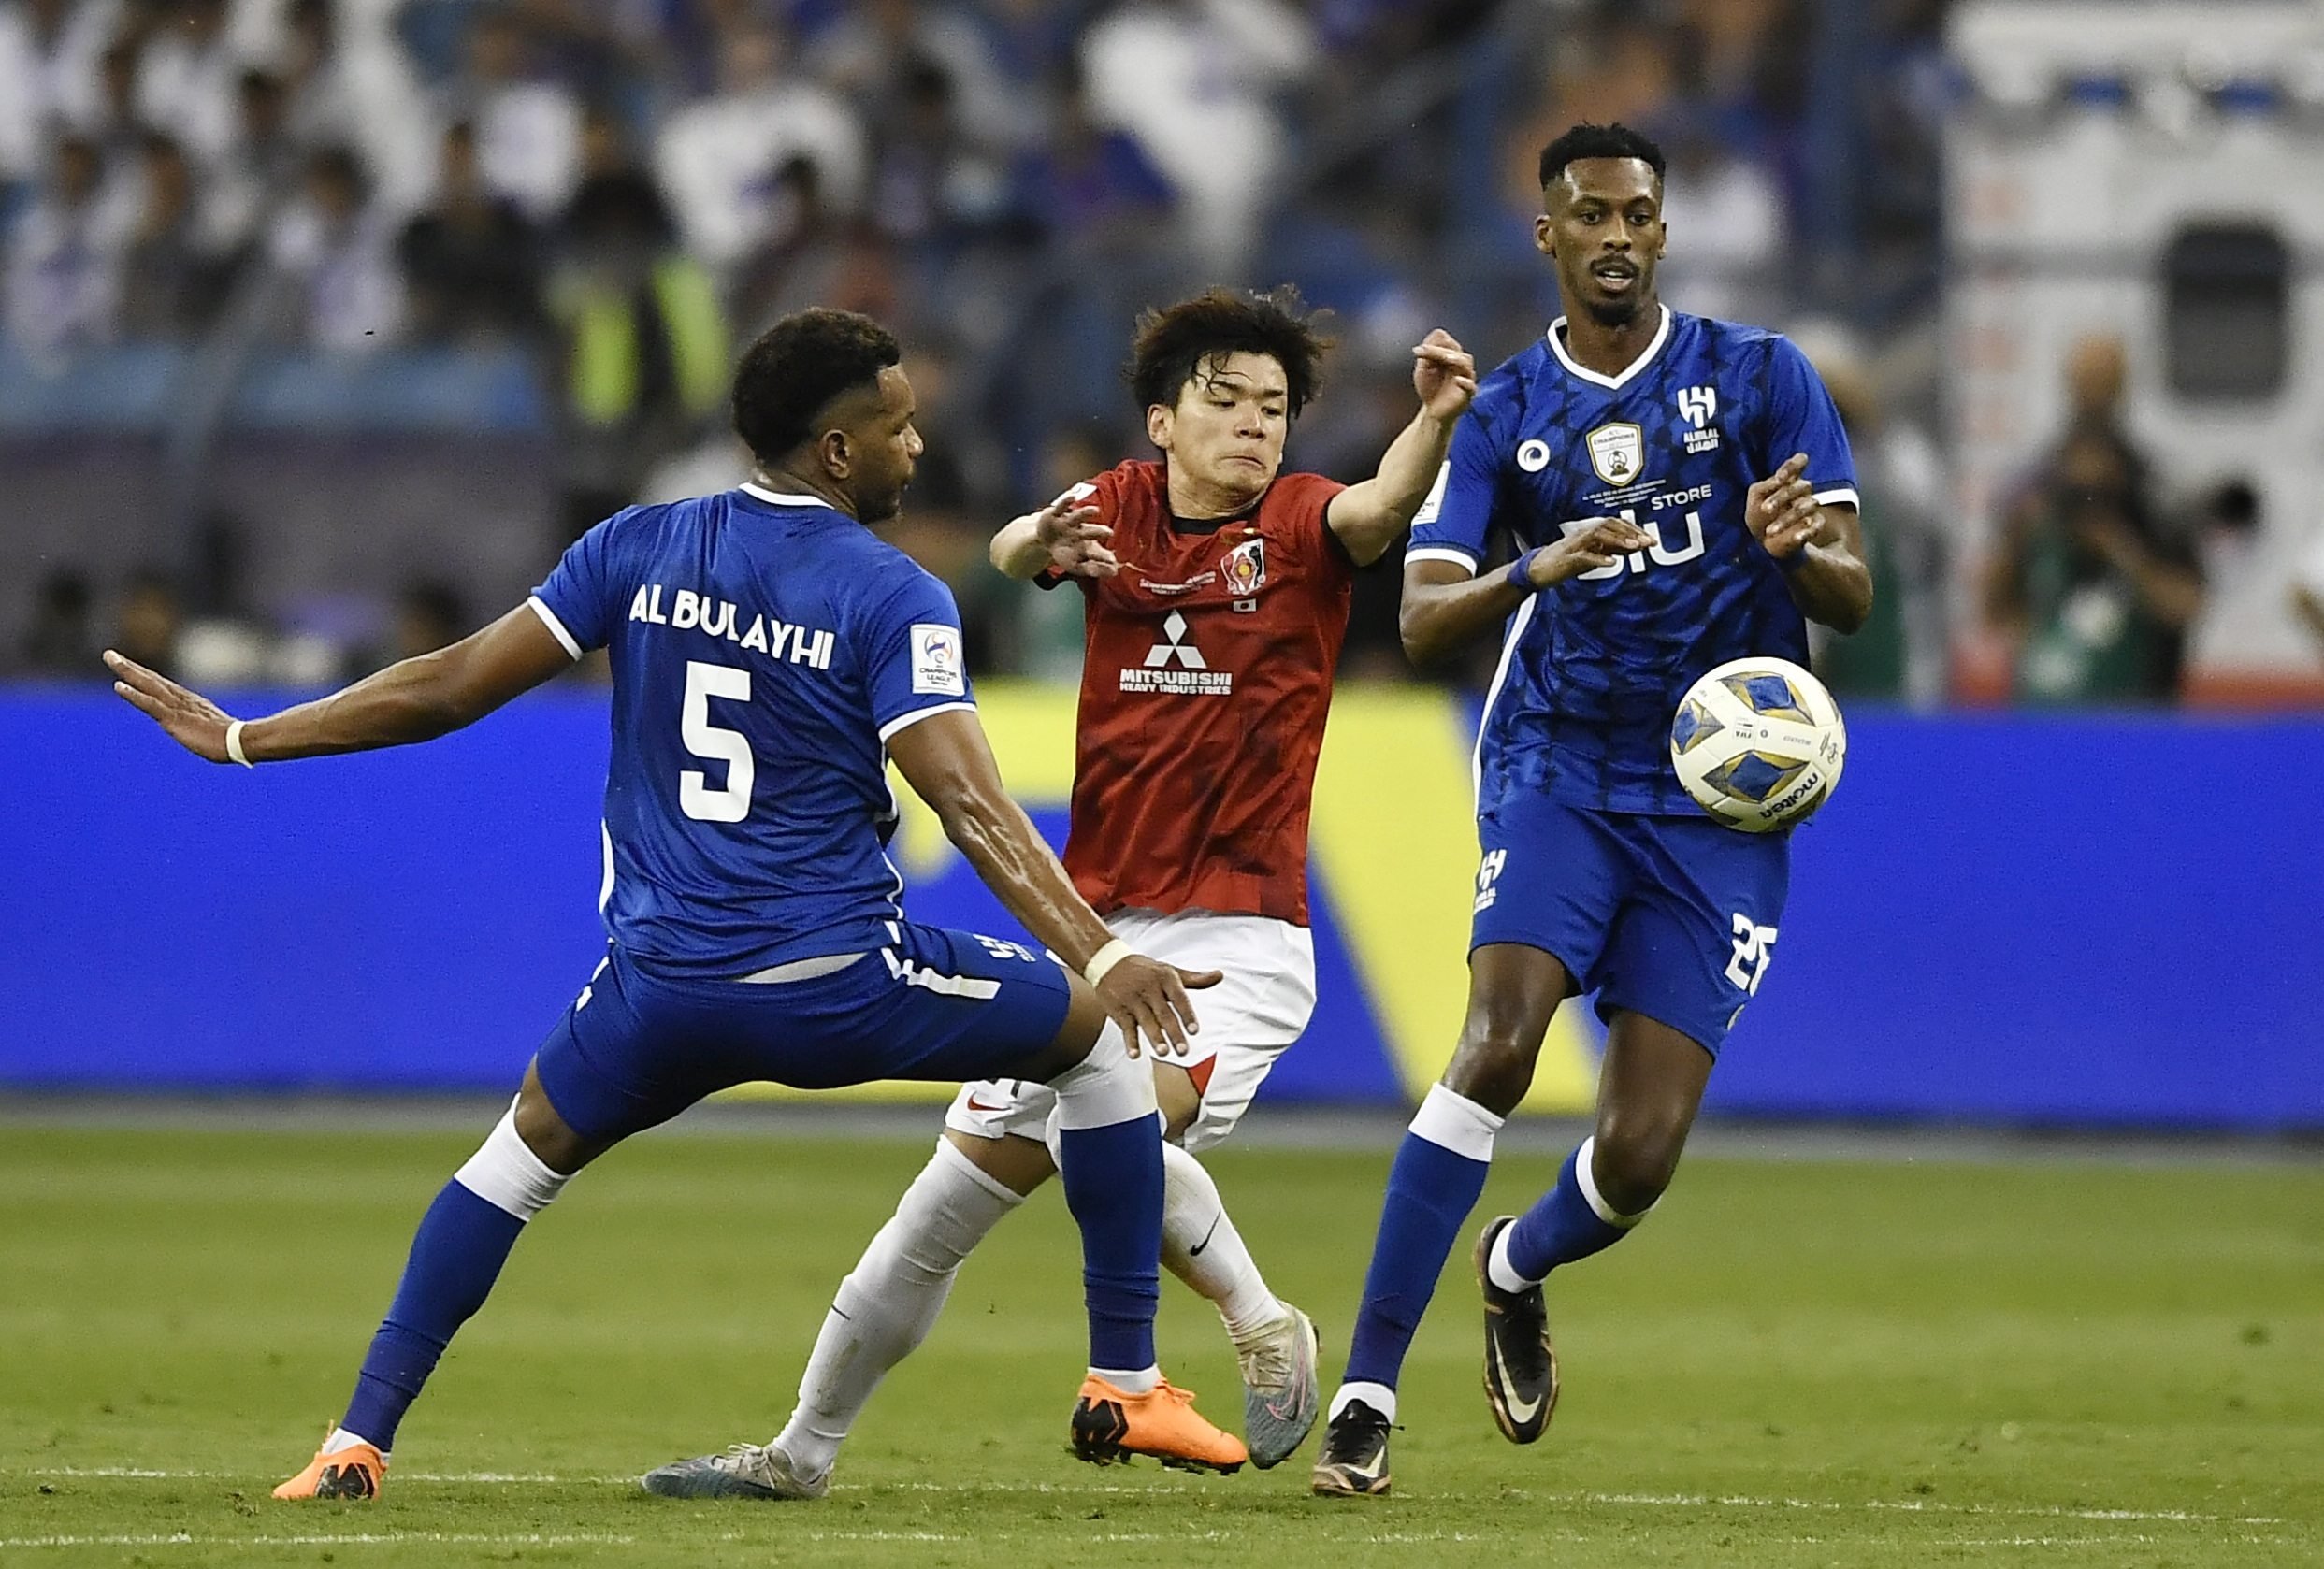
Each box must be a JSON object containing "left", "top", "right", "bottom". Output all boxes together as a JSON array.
[
  {"left": 1656, "top": 123, "right": 1782, "bottom": 325},
  {"left": 806, "top": 0, "right": 1033, "bottom": 153},
  {"left": 1673, "top": 0, "right": 1809, "bottom": 153},
  {"left": 281, "top": 0, "right": 436, "bottom": 217},
  {"left": 393, "top": 577, "right": 469, "bottom": 659},
  {"left": 0, "top": 0, "right": 116, "bottom": 184},
  {"left": 549, "top": 116, "right": 725, "bottom": 541},
  {"left": 976, "top": 0, "right": 1089, "bottom": 94},
  {"left": 79, "top": 34, "right": 150, "bottom": 238},
  {"left": 265, "top": 145, "right": 404, "bottom": 351},
  {"left": 397, "top": 119, "right": 541, "bottom": 342},
  {"left": 119, "top": 131, "right": 226, "bottom": 334},
  {"left": 997, "top": 65, "right": 1184, "bottom": 448},
  {"left": 654, "top": 22, "right": 863, "bottom": 268},
  {"left": 729, "top": 154, "right": 846, "bottom": 336},
  {"left": 20, "top": 568, "right": 97, "bottom": 675},
  {"left": 197, "top": 68, "right": 302, "bottom": 263},
  {"left": 1080, "top": 0, "right": 1315, "bottom": 277},
  {"left": 5, "top": 134, "right": 122, "bottom": 367},
  {"left": 1985, "top": 337, "right": 2203, "bottom": 704},
  {"left": 1016, "top": 68, "right": 1175, "bottom": 247},
  {"left": 112, "top": 568, "right": 181, "bottom": 676},
  {"left": 864, "top": 55, "right": 1012, "bottom": 245},
  {"left": 137, "top": 0, "right": 239, "bottom": 164},
  {"left": 76, "top": 29, "right": 141, "bottom": 155},
  {"left": 1789, "top": 319, "right": 1947, "bottom": 704},
  {"left": 454, "top": 7, "right": 582, "bottom": 225}
]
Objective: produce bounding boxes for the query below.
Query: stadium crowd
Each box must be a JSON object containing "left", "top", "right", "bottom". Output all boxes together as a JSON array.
[{"left": 3, "top": 0, "right": 1956, "bottom": 688}]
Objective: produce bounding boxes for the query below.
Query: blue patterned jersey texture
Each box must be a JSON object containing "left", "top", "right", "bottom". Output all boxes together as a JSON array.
[
  {"left": 1408, "top": 306, "right": 1858, "bottom": 816},
  {"left": 531, "top": 483, "right": 976, "bottom": 976}
]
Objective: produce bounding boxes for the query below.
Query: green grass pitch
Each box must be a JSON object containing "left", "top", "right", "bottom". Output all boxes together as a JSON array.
[{"left": 1, "top": 1125, "right": 2318, "bottom": 1567}]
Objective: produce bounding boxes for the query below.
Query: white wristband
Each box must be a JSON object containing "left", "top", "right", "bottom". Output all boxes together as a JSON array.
[
  {"left": 224, "top": 719, "right": 253, "bottom": 768},
  {"left": 1081, "top": 938, "right": 1133, "bottom": 988}
]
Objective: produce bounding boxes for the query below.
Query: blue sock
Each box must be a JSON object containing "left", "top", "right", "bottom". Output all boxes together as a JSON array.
[
  {"left": 340, "top": 1180, "right": 526, "bottom": 1450},
  {"left": 1056, "top": 1116, "right": 1163, "bottom": 1372},
  {"left": 1342, "top": 1121, "right": 1494, "bottom": 1391},
  {"left": 1503, "top": 1142, "right": 1629, "bottom": 1282}
]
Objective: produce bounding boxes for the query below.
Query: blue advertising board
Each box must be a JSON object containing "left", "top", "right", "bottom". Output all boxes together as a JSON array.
[{"left": 2, "top": 687, "right": 2317, "bottom": 1130}]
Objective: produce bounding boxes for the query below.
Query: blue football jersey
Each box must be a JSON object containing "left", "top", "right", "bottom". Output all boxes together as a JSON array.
[
  {"left": 530, "top": 483, "right": 976, "bottom": 976},
  {"left": 1407, "top": 306, "right": 1858, "bottom": 817}
]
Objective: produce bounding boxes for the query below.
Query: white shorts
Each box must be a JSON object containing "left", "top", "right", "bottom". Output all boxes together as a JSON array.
[{"left": 944, "top": 908, "right": 1317, "bottom": 1156}]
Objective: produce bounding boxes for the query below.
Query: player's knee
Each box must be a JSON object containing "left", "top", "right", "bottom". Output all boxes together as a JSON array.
[
  {"left": 1442, "top": 1026, "right": 1542, "bottom": 1116},
  {"left": 1592, "top": 1120, "right": 1686, "bottom": 1214},
  {"left": 1045, "top": 1018, "right": 1160, "bottom": 1130}
]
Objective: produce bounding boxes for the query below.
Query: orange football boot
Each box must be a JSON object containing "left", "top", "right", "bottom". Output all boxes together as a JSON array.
[
  {"left": 1071, "top": 1375, "right": 1248, "bottom": 1473},
  {"left": 273, "top": 1430, "right": 387, "bottom": 1500}
]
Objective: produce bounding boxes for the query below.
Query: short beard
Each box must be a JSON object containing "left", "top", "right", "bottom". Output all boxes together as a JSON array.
[
  {"left": 1579, "top": 292, "right": 1644, "bottom": 329},
  {"left": 855, "top": 485, "right": 904, "bottom": 525}
]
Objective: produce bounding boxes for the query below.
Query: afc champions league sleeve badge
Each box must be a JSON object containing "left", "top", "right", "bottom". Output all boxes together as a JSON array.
[
  {"left": 909, "top": 623, "right": 966, "bottom": 696},
  {"left": 1222, "top": 536, "right": 1265, "bottom": 611}
]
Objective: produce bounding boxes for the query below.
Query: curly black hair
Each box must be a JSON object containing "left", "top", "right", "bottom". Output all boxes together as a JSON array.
[
  {"left": 1126, "top": 286, "right": 1331, "bottom": 419},
  {"left": 730, "top": 308, "right": 902, "bottom": 464},
  {"left": 1537, "top": 122, "right": 1667, "bottom": 191}
]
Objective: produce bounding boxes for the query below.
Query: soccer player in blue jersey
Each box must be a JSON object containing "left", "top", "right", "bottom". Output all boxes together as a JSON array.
[
  {"left": 1309, "top": 123, "right": 1872, "bottom": 1497},
  {"left": 105, "top": 307, "right": 1249, "bottom": 1501}
]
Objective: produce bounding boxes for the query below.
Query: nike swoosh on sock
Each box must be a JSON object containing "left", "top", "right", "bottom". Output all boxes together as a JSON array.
[{"left": 1187, "top": 1216, "right": 1222, "bottom": 1258}]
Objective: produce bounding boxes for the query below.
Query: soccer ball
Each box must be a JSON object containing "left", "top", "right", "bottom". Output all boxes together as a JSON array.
[{"left": 1668, "top": 656, "right": 1846, "bottom": 833}]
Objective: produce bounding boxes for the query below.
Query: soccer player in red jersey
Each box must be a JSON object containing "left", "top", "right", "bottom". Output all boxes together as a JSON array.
[{"left": 733, "top": 289, "right": 1474, "bottom": 1490}]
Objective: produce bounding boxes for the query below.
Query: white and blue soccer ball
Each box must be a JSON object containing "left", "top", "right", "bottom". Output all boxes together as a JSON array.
[{"left": 1668, "top": 656, "right": 1846, "bottom": 834}]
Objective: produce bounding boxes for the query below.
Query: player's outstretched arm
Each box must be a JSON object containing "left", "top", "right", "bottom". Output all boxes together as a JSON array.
[
  {"left": 989, "top": 492, "right": 1119, "bottom": 581},
  {"left": 105, "top": 604, "right": 577, "bottom": 765},
  {"left": 1325, "top": 330, "right": 1479, "bottom": 566},
  {"left": 1398, "top": 516, "right": 1653, "bottom": 665},
  {"left": 1746, "top": 453, "right": 1873, "bottom": 634},
  {"left": 887, "top": 708, "right": 1217, "bottom": 1057}
]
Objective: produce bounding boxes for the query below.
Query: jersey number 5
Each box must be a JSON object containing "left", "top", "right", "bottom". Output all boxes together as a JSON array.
[{"left": 680, "top": 659, "right": 754, "bottom": 822}]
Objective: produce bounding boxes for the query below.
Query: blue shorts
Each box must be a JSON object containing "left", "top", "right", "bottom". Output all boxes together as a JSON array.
[
  {"left": 1470, "top": 793, "right": 1790, "bottom": 1056},
  {"left": 534, "top": 922, "right": 1074, "bottom": 1143}
]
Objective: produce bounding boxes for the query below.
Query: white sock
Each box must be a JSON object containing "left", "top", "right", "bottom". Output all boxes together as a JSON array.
[
  {"left": 453, "top": 1099, "right": 571, "bottom": 1221},
  {"left": 1160, "top": 1142, "right": 1282, "bottom": 1345},
  {"left": 322, "top": 1425, "right": 382, "bottom": 1459},
  {"left": 1329, "top": 1381, "right": 1395, "bottom": 1423},
  {"left": 1487, "top": 1225, "right": 1537, "bottom": 1294},
  {"left": 774, "top": 1139, "right": 1021, "bottom": 1478},
  {"left": 1090, "top": 1364, "right": 1159, "bottom": 1394}
]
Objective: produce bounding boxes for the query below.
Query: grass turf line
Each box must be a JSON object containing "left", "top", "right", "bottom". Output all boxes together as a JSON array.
[{"left": 0, "top": 1128, "right": 2317, "bottom": 1567}]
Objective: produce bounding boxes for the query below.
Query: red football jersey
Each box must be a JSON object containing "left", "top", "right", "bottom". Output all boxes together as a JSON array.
[{"left": 1049, "top": 460, "right": 1352, "bottom": 925}]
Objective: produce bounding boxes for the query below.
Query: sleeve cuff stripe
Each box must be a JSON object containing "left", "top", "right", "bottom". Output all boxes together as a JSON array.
[
  {"left": 1813, "top": 487, "right": 1861, "bottom": 508},
  {"left": 878, "top": 701, "right": 976, "bottom": 742},
  {"left": 1406, "top": 546, "right": 1481, "bottom": 572},
  {"left": 527, "top": 596, "right": 584, "bottom": 661}
]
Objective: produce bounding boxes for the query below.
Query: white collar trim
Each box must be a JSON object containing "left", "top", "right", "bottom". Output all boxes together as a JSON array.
[
  {"left": 740, "top": 482, "right": 829, "bottom": 507},
  {"left": 1545, "top": 304, "right": 1672, "bottom": 391}
]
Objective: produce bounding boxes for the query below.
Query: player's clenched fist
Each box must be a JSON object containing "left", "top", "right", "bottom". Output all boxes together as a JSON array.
[
  {"left": 1095, "top": 954, "right": 1221, "bottom": 1058},
  {"left": 1527, "top": 515, "right": 1653, "bottom": 586},
  {"left": 1745, "top": 453, "right": 1821, "bottom": 558},
  {"left": 1411, "top": 329, "right": 1479, "bottom": 421}
]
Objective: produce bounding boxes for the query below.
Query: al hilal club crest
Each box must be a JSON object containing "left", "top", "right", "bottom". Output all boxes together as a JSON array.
[
  {"left": 1585, "top": 422, "right": 1644, "bottom": 485},
  {"left": 1221, "top": 537, "right": 1265, "bottom": 596}
]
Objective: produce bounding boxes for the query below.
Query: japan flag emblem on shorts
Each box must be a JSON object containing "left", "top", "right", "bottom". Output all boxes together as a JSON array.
[{"left": 1221, "top": 538, "right": 1265, "bottom": 597}]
